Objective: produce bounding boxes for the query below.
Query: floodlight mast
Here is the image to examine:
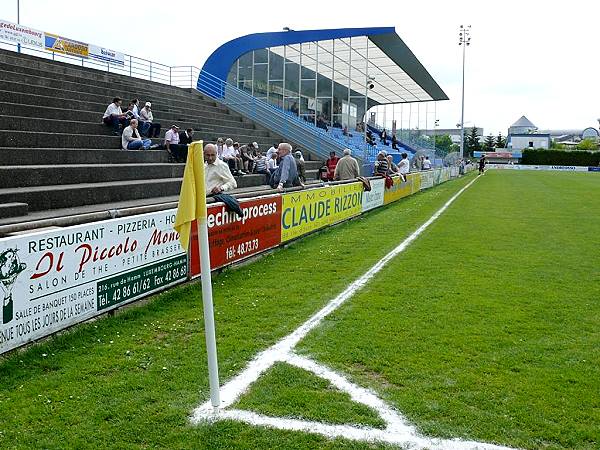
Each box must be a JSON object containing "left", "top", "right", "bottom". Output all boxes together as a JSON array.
[{"left": 459, "top": 25, "right": 471, "bottom": 159}]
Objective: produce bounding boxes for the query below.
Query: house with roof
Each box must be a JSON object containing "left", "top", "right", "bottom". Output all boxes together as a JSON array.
[{"left": 507, "top": 116, "right": 550, "bottom": 150}]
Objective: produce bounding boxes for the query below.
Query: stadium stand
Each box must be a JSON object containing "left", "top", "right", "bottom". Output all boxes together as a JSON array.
[{"left": 0, "top": 49, "right": 323, "bottom": 225}]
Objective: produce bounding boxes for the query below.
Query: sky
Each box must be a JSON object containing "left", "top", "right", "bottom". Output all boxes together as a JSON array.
[{"left": 5, "top": 0, "right": 600, "bottom": 137}]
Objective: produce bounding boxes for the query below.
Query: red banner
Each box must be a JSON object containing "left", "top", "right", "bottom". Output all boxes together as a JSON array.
[{"left": 189, "top": 196, "right": 282, "bottom": 276}]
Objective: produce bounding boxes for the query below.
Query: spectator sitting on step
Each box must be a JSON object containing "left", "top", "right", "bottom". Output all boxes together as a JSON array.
[
  {"left": 216, "top": 137, "right": 225, "bottom": 159},
  {"left": 271, "top": 143, "right": 301, "bottom": 191},
  {"left": 240, "top": 142, "right": 257, "bottom": 173},
  {"left": 373, "top": 151, "right": 389, "bottom": 176},
  {"left": 266, "top": 142, "right": 279, "bottom": 160},
  {"left": 121, "top": 119, "right": 151, "bottom": 150},
  {"left": 253, "top": 151, "right": 268, "bottom": 174},
  {"left": 325, "top": 151, "right": 340, "bottom": 181},
  {"left": 204, "top": 143, "right": 237, "bottom": 195},
  {"left": 139, "top": 102, "right": 161, "bottom": 138},
  {"left": 222, "top": 138, "right": 245, "bottom": 175},
  {"left": 164, "top": 125, "right": 188, "bottom": 163},
  {"left": 422, "top": 156, "right": 432, "bottom": 170},
  {"left": 267, "top": 151, "right": 278, "bottom": 175},
  {"left": 334, "top": 149, "right": 360, "bottom": 181},
  {"left": 294, "top": 151, "right": 306, "bottom": 183},
  {"left": 398, "top": 152, "right": 410, "bottom": 182},
  {"left": 316, "top": 115, "right": 328, "bottom": 131},
  {"left": 179, "top": 128, "right": 194, "bottom": 145},
  {"left": 130, "top": 99, "right": 150, "bottom": 136},
  {"left": 102, "top": 97, "right": 127, "bottom": 135},
  {"left": 387, "top": 155, "right": 399, "bottom": 175}
]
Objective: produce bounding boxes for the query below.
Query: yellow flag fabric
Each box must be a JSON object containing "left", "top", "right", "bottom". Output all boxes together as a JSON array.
[{"left": 174, "top": 141, "right": 207, "bottom": 251}]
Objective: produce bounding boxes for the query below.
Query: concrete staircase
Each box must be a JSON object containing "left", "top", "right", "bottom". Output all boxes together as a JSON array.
[{"left": 0, "top": 49, "right": 323, "bottom": 231}]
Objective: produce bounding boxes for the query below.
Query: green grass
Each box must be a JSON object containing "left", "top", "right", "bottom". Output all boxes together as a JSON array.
[
  {"left": 2, "top": 170, "right": 598, "bottom": 449},
  {"left": 294, "top": 171, "right": 600, "bottom": 449},
  {"left": 0, "top": 174, "right": 473, "bottom": 450},
  {"left": 233, "top": 362, "right": 387, "bottom": 428}
]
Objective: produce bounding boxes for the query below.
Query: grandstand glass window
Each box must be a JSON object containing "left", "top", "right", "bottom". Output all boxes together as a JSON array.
[{"left": 212, "top": 29, "right": 448, "bottom": 137}]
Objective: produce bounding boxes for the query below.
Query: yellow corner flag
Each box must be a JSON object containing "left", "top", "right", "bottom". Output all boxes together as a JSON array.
[{"left": 174, "top": 141, "right": 207, "bottom": 251}]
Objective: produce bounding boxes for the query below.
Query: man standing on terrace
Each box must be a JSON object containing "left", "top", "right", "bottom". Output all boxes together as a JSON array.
[
  {"left": 204, "top": 144, "right": 237, "bottom": 195},
  {"left": 334, "top": 149, "right": 360, "bottom": 181},
  {"left": 271, "top": 143, "right": 301, "bottom": 191}
]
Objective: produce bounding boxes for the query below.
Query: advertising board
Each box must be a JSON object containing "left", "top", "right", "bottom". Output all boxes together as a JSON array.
[
  {"left": 188, "top": 196, "right": 282, "bottom": 276},
  {"left": 45, "top": 32, "right": 89, "bottom": 58},
  {"left": 281, "top": 182, "right": 363, "bottom": 242},
  {"left": 0, "top": 19, "right": 44, "bottom": 49},
  {"left": 361, "top": 178, "right": 385, "bottom": 212},
  {"left": 89, "top": 44, "right": 125, "bottom": 66},
  {"left": 0, "top": 209, "right": 186, "bottom": 354}
]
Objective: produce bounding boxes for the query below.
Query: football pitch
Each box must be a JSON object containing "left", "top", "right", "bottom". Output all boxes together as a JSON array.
[{"left": 1, "top": 170, "right": 598, "bottom": 449}]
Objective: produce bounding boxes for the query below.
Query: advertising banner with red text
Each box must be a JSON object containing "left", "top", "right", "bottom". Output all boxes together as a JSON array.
[
  {"left": 0, "top": 210, "right": 186, "bottom": 355},
  {"left": 189, "top": 196, "right": 282, "bottom": 277}
]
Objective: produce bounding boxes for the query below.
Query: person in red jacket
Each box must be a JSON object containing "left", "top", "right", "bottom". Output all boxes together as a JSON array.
[{"left": 325, "top": 151, "right": 340, "bottom": 181}]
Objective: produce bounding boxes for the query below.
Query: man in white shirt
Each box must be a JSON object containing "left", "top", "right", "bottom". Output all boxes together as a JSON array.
[
  {"left": 139, "top": 102, "right": 161, "bottom": 138},
  {"left": 266, "top": 143, "right": 279, "bottom": 160},
  {"left": 267, "top": 152, "right": 278, "bottom": 174},
  {"left": 221, "top": 138, "right": 245, "bottom": 175},
  {"left": 121, "top": 119, "right": 152, "bottom": 150},
  {"left": 102, "top": 97, "right": 127, "bottom": 135},
  {"left": 164, "top": 125, "right": 188, "bottom": 163},
  {"left": 397, "top": 152, "right": 410, "bottom": 181},
  {"left": 422, "top": 156, "right": 432, "bottom": 170},
  {"left": 204, "top": 144, "right": 237, "bottom": 194}
]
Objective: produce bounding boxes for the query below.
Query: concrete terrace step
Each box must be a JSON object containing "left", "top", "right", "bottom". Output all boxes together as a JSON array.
[
  {"left": 0, "top": 183, "right": 280, "bottom": 231},
  {"left": 0, "top": 163, "right": 185, "bottom": 188},
  {"left": 0, "top": 115, "right": 271, "bottom": 139},
  {"left": 0, "top": 89, "right": 246, "bottom": 123},
  {"left": 0, "top": 102, "right": 257, "bottom": 131},
  {"left": 0, "top": 148, "right": 171, "bottom": 165},
  {"left": 0, "top": 202, "right": 28, "bottom": 219},
  {"left": 0, "top": 178, "right": 184, "bottom": 211},
  {"left": 0, "top": 51, "right": 205, "bottom": 97},
  {"left": 0, "top": 68, "right": 218, "bottom": 107},
  {"left": 0, "top": 130, "right": 277, "bottom": 150}
]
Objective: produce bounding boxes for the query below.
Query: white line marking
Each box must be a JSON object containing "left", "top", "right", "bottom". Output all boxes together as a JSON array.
[{"left": 191, "top": 177, "right": 514, "bottom": 449}]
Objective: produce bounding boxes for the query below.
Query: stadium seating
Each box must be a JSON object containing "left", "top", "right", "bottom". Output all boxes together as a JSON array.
[{"left": 0, "top": 49, "right": 323, "bottom": 225}]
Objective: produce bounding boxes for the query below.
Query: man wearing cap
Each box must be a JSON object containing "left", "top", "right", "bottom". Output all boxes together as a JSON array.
[
  {"left": 139, "top": 102, "right": 161, "bottom": 138},
  {"left": 164, "top": 125, "right": 188, "bottom": 163},
  {"left": 334, "top": 149, "right": 360, "bottom": 181}
]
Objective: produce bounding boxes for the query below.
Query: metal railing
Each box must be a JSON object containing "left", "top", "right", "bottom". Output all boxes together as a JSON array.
[
  {"left": 0, "top": 40, "right": 201, "bottom": 89},
  {"left": 1, "top": 37, "right": 373, "bottom": 166},
  {"left": 197, "top": 70, "right": 351, "bottom": 162}
]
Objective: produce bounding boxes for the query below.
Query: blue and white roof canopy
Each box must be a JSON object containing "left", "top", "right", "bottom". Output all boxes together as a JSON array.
[{"left": 200, "top": 27, "right": 448, "bottom": 105}]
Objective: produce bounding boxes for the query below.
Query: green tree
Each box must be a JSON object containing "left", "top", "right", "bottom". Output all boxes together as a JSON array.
[
  {"left": 576, "top": 138, "right": 599, "bottom": 151},
  {"left": 466, "top": 126, "right": 481, "bottom": 156},
  {"left": 433, "top": 134, "right": 453, "bottom": 156},
  {"left": 496, "top": 133, "right": 506, "bottom": 149},
  {"left": 484, "top": 134, "right": 495, "bottom": 152},
  {"left": 550, "top": 140, "right": 566, "bottom": 150}
]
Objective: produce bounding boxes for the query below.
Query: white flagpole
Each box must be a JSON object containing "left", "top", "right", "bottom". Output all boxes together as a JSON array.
[
  {"left": 191, "top": 142, "right": 220, "bottom": 409},
  {"left": 197, "top": 218, "right": 220, "bottom": 408}
]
